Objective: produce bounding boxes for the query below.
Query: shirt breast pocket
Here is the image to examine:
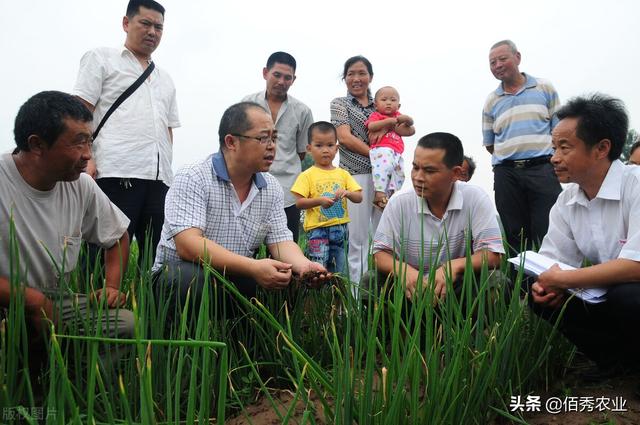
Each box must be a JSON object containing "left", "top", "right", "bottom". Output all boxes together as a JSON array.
[
  {"left": 152, "top": 83, "right": 174, "bottom": 115},
  {"left": 247, "top": 222, "right": 271, "bottom": 253},
  {"left": 277, "top": 124, "right": 296, "bottom": 140},
  {"left": 275, "top": 123, "right": 300, "bottom": 153},
  {"left": 58, "top": 235, "right": 82, "bottom": 276}
]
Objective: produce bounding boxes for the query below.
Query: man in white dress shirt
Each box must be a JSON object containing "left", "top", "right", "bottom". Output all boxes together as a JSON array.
[
  {"left": 74, "top": 0, "right": 180, "bottom": 266},
  {"left": 532, "top": 94, "right": 640, "bottom": 374}
]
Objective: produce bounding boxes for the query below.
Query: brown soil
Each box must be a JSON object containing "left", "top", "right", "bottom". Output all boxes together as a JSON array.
[
  {"left": 292, "top": 271, "right": 343, "bottom": 290},
  {"left": 521, "top": 371, "right": 640, "bottom": 424},
  {"left": 225, "top": 389, "right": 328, "bottom": 425},
  {"left": 227, "top": 373, "right": 640, "bottom": 425}
]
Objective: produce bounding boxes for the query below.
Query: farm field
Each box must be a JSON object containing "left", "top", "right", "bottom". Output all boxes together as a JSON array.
[{"left": 1, "top": 241, "right": 639, "bottom": 424}]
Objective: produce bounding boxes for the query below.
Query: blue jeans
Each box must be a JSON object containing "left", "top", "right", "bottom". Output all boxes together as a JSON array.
[{"left": 306, "top": 224, "right": 348, "bottom": 274}]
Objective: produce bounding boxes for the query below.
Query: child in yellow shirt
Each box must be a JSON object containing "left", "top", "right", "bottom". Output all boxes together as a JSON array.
[{"left": 291, "top": 122, "right": 363, "bottom": 274}]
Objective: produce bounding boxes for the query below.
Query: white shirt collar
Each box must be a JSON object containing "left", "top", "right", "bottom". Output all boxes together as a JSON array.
[
  {"left": 416, "top": 181, "right": 464, "bottom": 217},
  {"left": 120, "top": 45, "right": 153, "bottom": 64},
  {"left": 567, "top": 160, "right": 624, "bottom": 206}
]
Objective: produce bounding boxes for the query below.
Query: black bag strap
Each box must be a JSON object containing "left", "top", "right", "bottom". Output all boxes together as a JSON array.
[{"left": 92, "top": 61, "right": 155, "bottom": 139}]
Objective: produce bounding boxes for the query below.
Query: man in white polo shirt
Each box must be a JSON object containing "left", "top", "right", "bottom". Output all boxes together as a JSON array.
[
  {"left": 532, "top": 94, "right": 640, "bottom": 374},
  {"left": 373, "top": 132, "right": 504, "bottom": 301},
  {"left": 74, "top": 0, "right": 180, "bottom": 265}
]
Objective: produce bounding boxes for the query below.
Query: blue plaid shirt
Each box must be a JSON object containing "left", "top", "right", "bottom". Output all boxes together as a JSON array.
[{"left": 152, "top": 152, "right": 292, "bottom": 271}]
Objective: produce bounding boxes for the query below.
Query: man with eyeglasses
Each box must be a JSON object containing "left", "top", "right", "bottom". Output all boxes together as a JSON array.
[
  {"left": 243, "top": 52, "right": 314, "bottom": 242},
  {"left": 73, "top": 0, "right": 179, "bottom": 266},
  {"left": 152, "top": 102, "right": 329, "bottom": 316}
]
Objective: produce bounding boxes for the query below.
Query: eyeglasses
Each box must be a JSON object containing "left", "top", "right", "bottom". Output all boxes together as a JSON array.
[{"left": 231, "top": 133, "right": 278, "bottom": 145}]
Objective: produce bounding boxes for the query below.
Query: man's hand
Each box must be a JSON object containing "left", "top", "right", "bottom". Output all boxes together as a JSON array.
[
  {"left": 533, "top": 264, "right": 567, "bottom": 308},
  {"left": 404, "top": 267, "right": 422, "bottom": 300},
  {"left": 291, "top": 260, "right": 331, "bottom": 285},
  {"left": 24, "top": 288, "right": 56, "bottom": 335},
  {"left": 406, "top": 266, "right": 448, "bottom": 303},
  {"left": 405, "top": 264, "right": 459, "bottom": 303},
  {"left": 85, "top": 158, "right": 97, "bottom": 179},
  {"left": 531, "top": 281, "right": 566, "bottom": 308},
  {"left": 536, "top": 264, "right": 567, "bottom": 293},
  {"left": 250, "top": 259, "right": 293, "bottom": 290},
  {"left": 93, "top": 287, "right": 127, "bottom": 308},
  {"left": 432, "top": 266, "right": 448, "bottom": 303}
]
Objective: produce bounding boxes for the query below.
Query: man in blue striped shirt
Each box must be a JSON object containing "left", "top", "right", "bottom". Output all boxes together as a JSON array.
[{"left": 482, "top": 40, "right": 562, "bottom": 255}]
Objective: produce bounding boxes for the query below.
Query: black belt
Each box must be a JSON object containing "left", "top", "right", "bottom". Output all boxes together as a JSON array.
[{"left": 497, "top": 155, "right": 551, "bottom": 169}]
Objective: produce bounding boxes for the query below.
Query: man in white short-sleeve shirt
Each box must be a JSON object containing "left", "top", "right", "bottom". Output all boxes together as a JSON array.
[
  {"left": 0, "top": 91, "right": 133, "bottom": 349},
  {"left": 242, "top": 51, "right": 314, "bottom": 242},
  {"left": 73, "top": 0, "right": 179, "bottom": 265},
  {"left": 373, "top": 132, "right": 504, "bottom": 301},
  {"left": 532, "top": 93, "right": 640, "bottom": 372}
]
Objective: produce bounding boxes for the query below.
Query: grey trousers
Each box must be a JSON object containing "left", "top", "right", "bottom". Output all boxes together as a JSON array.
[
  {"left": 359, "top": 269, "right": 510, "bottom": 305},
  {"left": 2, "top": 290, "right": 135, "bottom": 375},
  {"left": 42, "top": 290, "right": 135, "bottom": 339}
]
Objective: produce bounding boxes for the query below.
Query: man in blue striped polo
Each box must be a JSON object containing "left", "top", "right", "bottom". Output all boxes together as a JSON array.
[{"left": 482, "top": 39, "right": 562, "bottom": 255}]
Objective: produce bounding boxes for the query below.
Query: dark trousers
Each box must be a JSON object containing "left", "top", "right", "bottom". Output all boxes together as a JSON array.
[
  {"left": 360, "top": 269, "right": 510, "bottom": 317},
  {"left": 97, "top": 178, "right": 168, "bottom": 267},
  {"left": 153, "top": 260, "right": 258, "bottom": 321},
  {"left": 531, "top": 283, "right": 640, "bottom": 368},
  {"left": 494, "top": 162, "right": 561, "bottom": 255},
  {"left": 285, "top": 204, "right": 301, "bottom": 243}
]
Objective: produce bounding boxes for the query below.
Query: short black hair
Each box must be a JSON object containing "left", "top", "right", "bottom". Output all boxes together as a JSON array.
[
  {"left": 126, "top": 0, "right": 165, "bottom": 18},
  {"left": 416, "top": 132, "right": 464, "bottom": 169},
  {"left": 218, "top": 102, "right": 268, "bottom": 150},
  {"left": 342, "top": 55, "right": 373, "bottom": 80},
  {"left": 13, "top": 91, "right": 93, "bottom": 152},
  {"left": 307, "top": 121, "right": 336, "bottom": 144},
  {"left": 266, "top": 51, "right": 296, "bottom": 72},
  {"left": 463, "top": 155, "right": 476, "bottom": 179},
  {"left": 556, "top": 93, "right": 628, "bottom": 162},
  {"left": 629, "top": 140, "right": 640, "bottom": 158}
]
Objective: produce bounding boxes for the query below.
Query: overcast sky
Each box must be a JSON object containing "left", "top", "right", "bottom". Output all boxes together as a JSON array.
[{"left": 1, "top": 0, "right": 638, "bottom": 197}]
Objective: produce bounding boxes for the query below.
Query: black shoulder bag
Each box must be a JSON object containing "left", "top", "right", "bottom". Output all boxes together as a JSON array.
[{"left": 92, "top": 61, "right": 155, "bottom": 139}]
